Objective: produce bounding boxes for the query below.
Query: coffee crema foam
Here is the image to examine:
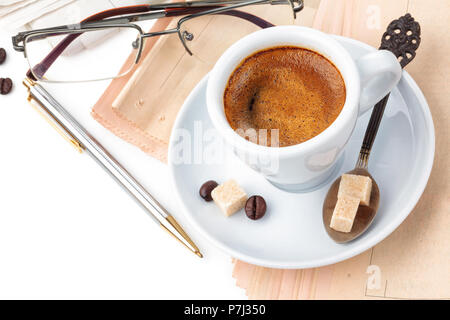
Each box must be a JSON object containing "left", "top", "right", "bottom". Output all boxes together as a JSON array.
[{"left": 224, "top": 46, "right": 346, "bottom": 147}]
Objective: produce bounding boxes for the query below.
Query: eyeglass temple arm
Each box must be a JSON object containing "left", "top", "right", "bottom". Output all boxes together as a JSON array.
[
  {"left": 26, "top": 4, "right": 274, "bottom": 80},
  {"left": 153, "top": 0, "right": 303, "bottom": 12}
]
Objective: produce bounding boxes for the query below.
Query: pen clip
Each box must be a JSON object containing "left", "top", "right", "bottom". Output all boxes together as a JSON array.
[{"left": 23, "top": 78, "right": 84, "bottom": 153}]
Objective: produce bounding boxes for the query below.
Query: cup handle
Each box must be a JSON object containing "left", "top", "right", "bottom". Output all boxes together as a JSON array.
[{"left": 355, "top": 50, "right": 402, "bottom": 115}]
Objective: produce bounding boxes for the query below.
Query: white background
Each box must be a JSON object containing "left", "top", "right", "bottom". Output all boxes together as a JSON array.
[{"left": 0, "top": 30, "right": 247, "bottom": 299}]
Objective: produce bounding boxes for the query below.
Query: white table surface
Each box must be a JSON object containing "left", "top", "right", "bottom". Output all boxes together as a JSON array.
[{"left": 0, "top": 31, "right": 247, "bottom": 299}]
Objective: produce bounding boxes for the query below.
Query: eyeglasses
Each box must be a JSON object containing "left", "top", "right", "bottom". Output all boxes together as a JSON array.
[{"left": 12, "top": 0, "right": 304, "bottom": 83}]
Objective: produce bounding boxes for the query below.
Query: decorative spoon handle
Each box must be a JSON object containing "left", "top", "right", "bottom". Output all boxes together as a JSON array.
[{"left": 356, "top": 14, "right": 421, "bottom": 169}]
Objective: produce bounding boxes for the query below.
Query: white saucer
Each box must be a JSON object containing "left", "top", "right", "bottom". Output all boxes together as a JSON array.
[{"left": 168, "top": 36, "right": 435, "bottom": 269}]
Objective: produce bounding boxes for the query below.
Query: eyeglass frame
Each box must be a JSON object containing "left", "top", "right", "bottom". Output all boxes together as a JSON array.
[{"left": 12, "top": 0, "right": 304, "bottom": 83}]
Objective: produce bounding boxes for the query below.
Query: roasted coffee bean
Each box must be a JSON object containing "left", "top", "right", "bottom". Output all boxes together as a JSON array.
[
  {"left": 0, "top": 78, "right": 13, "bottom": 95},
  {"left": 199, "top": 180, "right": 218, "bottom": 201},
  {"left": 0, "top": 48, "right": 6, "bottom": 64},
  {"left": 245, "top": 196, "right": 267, "bottom": 220}
]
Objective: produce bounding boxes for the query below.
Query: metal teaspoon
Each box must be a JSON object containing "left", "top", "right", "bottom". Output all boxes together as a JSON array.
[{"left": 323, "top": 13, "right": 421, "bottom": 243}]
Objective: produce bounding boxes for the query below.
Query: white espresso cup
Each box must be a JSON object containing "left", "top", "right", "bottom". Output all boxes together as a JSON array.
[{"left": 206, "top": 26, "right": 402, "bottom": 192}]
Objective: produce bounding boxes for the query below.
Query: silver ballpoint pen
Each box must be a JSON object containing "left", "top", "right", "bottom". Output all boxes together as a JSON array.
[{"left": 23, "top": 77, "right": 203, "bottom": 258}]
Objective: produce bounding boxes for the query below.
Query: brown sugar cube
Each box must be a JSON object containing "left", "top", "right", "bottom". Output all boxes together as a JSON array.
[
  {"left": 211, "top": 180, "right": 247, "bottom": 217},
  {"left": 330, "top": 195, "right": 360, "bottom": 233},
  {"left": 338, "top": 174, "right": 372, "bottom": 206}
]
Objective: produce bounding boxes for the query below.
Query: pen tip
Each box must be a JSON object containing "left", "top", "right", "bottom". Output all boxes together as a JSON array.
[{"left": 195, "top": 251, "right": 204, "bottom": 258}]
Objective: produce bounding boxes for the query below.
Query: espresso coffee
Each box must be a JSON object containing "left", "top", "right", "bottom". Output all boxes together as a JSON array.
[{"left": 224, "top": 46, "right": 346, "bottom": 147}]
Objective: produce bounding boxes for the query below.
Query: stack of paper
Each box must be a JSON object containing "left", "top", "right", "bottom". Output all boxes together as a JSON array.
[{"left": 0, "top": 0, "right": 76, "bottom": 30}]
